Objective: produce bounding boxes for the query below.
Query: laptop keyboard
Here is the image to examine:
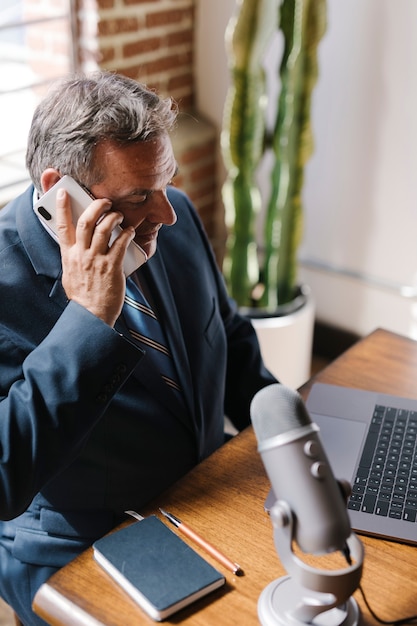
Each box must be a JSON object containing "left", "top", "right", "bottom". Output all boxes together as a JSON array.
[{"left": 348, "top": 404, "right": 417, "bottom": 522}]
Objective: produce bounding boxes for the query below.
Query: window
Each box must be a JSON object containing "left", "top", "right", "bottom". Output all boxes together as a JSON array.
[{"left": 0, "top": 0, "right": 76, "bottom": 205}]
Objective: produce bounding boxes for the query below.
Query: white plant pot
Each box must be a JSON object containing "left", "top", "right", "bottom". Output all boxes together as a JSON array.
[{"left": 250, "top": 287, "right": 315, "bottom": 390}]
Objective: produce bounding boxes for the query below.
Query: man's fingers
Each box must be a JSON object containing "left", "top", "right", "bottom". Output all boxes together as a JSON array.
[
  {"left": 81, "top": 209, "right": 123, "bottom": 250},
  {"left": 74, "top": 199, "right": 114, "bottom": 247},
  {"left": 55, "top": 188, "right": 75, "bottom": 246},
  {"left": 109, "top": 224, "right": 136, "bottom": 258}
]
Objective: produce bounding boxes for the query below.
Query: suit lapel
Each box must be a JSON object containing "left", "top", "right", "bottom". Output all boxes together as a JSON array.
[{"left": 17, "top": 189, "right": 69, "bottom": 310}]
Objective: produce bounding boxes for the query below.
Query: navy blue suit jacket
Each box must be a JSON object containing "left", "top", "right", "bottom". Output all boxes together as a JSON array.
[{"left": 0, "top": 185, "right": 276, "bottom": 571}]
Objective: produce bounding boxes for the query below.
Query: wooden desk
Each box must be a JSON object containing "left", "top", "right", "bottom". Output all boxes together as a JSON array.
[{"left": 33, "top": 328, "right": 417, "bottom": 625}]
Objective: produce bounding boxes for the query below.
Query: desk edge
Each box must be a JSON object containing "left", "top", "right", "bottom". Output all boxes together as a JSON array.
[{"left": 33, "top": 583, "right": 105, "bottom": 626}]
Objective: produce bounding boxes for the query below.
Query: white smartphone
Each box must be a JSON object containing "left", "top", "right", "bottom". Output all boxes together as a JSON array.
[{"left": 34, "top": 175, "right": 147, "bottom": 276}]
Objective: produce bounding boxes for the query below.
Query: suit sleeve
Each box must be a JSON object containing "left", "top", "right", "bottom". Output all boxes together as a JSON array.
[
  {"left": 217, "top": 293, "right": 277, "bottom": 430},
  {"left": 0, "top": 301, "right": 143, "bottom": 520}
]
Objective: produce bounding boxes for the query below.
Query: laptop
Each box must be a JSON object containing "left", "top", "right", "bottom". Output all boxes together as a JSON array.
[{"left": 305, "top": 383, "right": 417, "bottom": 546}]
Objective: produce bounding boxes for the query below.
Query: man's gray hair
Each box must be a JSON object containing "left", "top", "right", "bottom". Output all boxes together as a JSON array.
[{"left": 26, "top": 71, "right": 178, "bottom": 192}]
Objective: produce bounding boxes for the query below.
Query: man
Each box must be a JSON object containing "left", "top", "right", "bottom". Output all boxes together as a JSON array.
[{"left": 0, "top": 71, "right": 277, "bottom": 624}]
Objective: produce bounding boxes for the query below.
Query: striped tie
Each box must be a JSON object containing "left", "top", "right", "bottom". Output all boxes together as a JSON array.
[{"left": 123, "top": 278, "right": 182, "bottom": 394}]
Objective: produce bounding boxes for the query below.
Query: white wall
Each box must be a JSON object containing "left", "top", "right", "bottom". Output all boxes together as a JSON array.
[{"left": 195, "top": 0, "right": 417, "bottom": 340}]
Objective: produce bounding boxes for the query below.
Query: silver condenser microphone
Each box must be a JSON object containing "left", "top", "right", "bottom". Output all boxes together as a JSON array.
[{"left": 251, "top": 384, "right": 351, "bottom": 554}]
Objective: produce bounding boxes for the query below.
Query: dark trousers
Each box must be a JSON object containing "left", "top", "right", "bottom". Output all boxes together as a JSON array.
[{"left": 0, "top": 542, "right": 57, "bottom": 626}]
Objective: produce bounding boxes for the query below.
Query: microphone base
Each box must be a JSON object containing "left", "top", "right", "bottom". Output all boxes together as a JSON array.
[{"left": 258, "top": 576, "right": 360, "bottom": 626}]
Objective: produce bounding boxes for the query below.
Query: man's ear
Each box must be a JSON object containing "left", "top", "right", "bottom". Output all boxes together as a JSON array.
[{"left": 40, "top": 169, "right": 61, "bottom": 193}]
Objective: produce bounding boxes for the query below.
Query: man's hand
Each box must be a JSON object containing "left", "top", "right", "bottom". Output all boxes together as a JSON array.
[{"left": 56, "top": 188, "right": 135, "bottom": 327}]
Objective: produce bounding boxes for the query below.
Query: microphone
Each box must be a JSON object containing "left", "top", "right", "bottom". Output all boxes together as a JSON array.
[{"left": 251, "top": 384, "right": 351, "bottom": 555}]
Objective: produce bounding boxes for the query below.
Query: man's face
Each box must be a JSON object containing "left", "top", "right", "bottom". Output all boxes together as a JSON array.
[{"left": 89, "top": 133, "right": 178, "bottom": 260}]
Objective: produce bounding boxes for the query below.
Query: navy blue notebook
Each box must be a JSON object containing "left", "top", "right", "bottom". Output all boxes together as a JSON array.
[{"left": 93, "top": 515, "right": 225, "bottom": 621}]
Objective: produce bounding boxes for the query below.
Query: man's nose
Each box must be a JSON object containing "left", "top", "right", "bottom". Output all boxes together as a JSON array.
[{"left": 148, "top": 190, "right": 177, "bottom": 225}]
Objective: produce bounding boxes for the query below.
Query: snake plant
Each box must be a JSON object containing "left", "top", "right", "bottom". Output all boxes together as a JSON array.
[{"left": 222, "top": 0, "right": 327, "bottom": 312}]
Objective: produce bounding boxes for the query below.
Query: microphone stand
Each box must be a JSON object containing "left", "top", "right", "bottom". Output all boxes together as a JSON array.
[{"left": 258, "top": 500, "right": 364, "bottom": 626}]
